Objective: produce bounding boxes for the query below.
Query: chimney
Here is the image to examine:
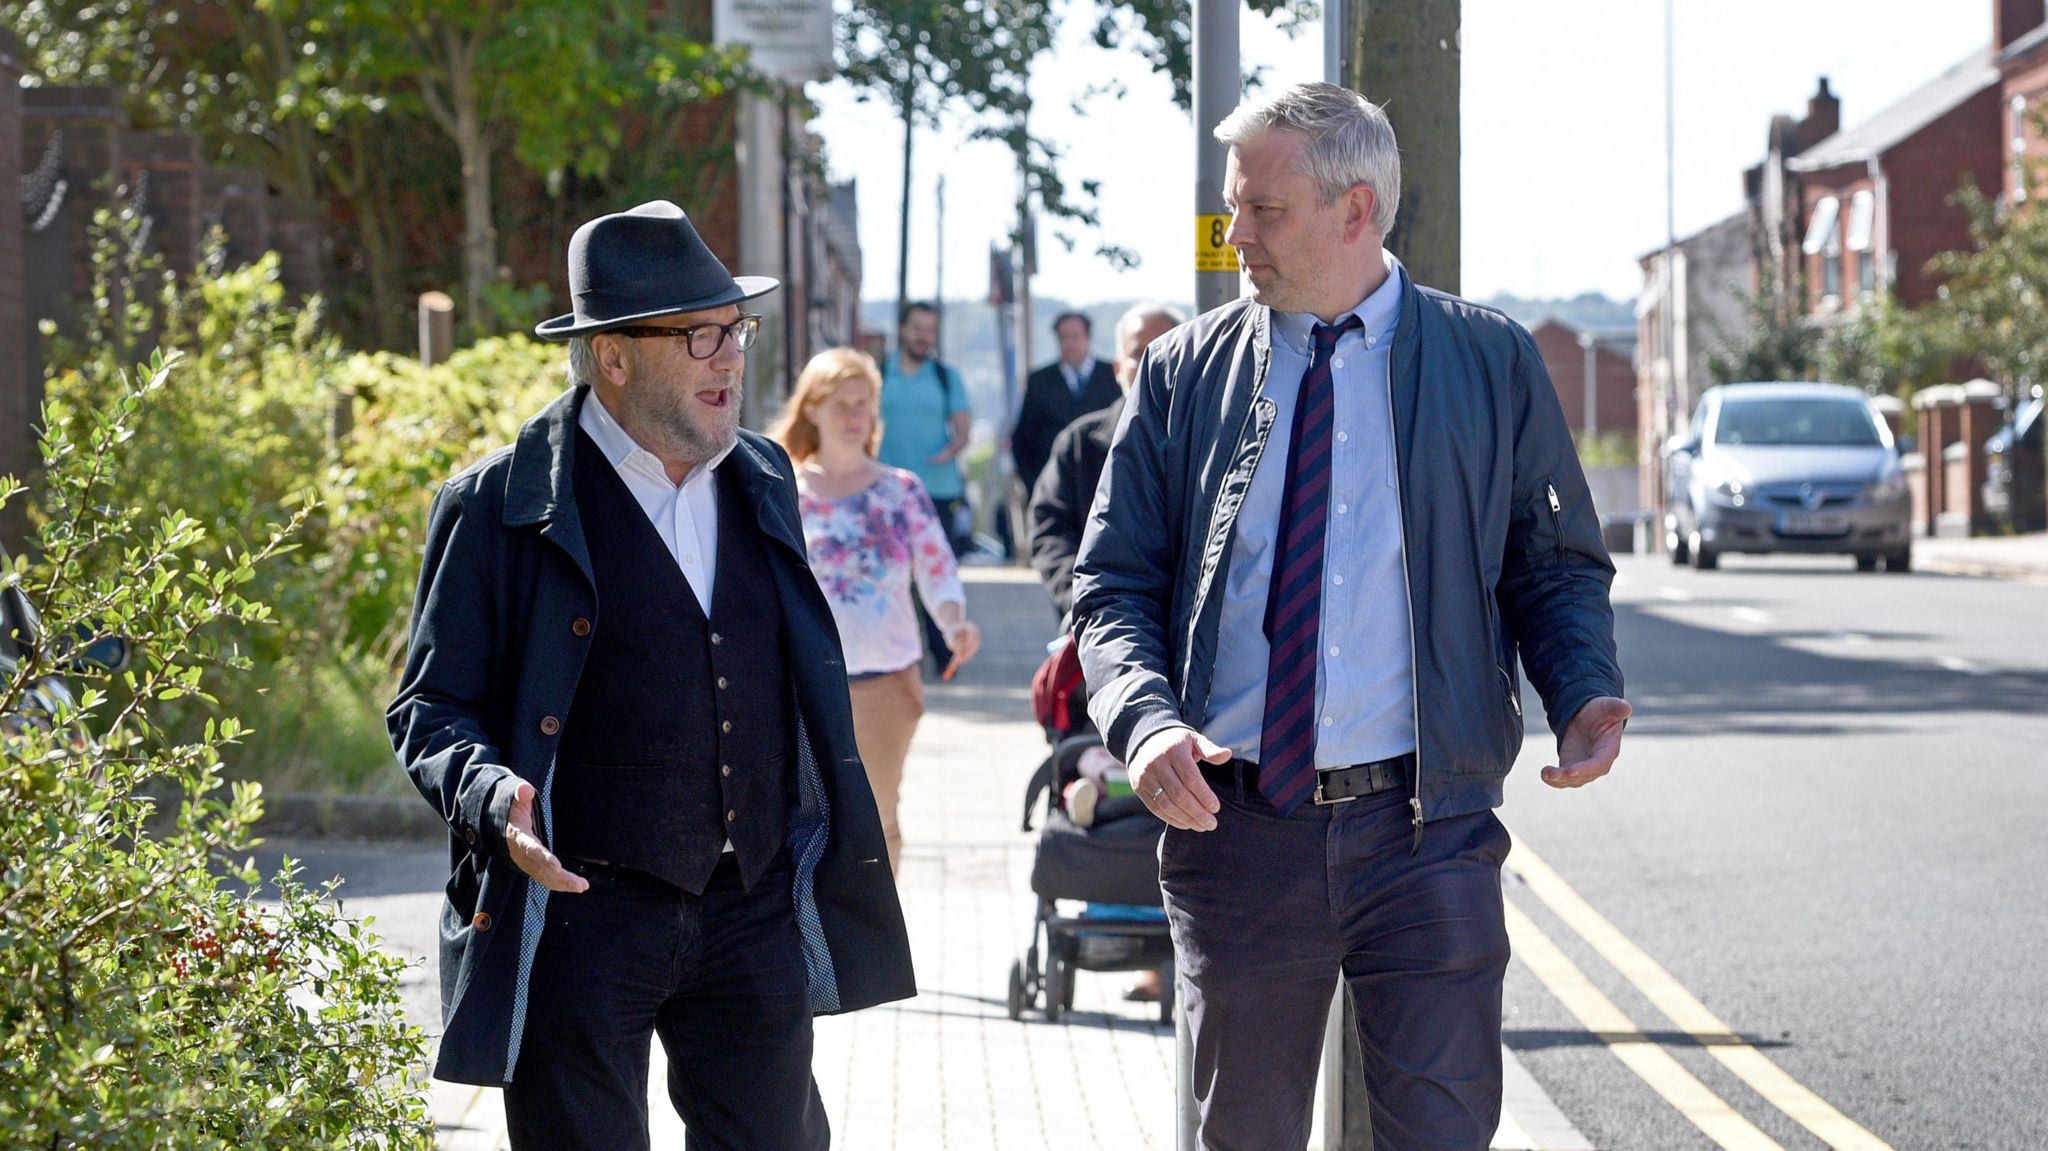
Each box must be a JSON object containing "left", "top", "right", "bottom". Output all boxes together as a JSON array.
[
  {"left": 1796, "top": 77, "right": 1840, "bottom": 154},
  {"left": 1997, "top": 0, "right": 2046, "bottom": 51}
]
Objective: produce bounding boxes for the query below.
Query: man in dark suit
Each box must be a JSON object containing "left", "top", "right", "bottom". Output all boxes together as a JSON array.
[
  {"left": 1073, "top": 84, "right": 1628, "bottom": 1148},
  {"left": 389, "top": 200, "right": 914, "bottom": 1150},
  {"left": 1013, "top": 310, "right": 1122, "bottom": 499},
  {"left": 1028, "top": 301, "right": 1185, "bottom": 622}
]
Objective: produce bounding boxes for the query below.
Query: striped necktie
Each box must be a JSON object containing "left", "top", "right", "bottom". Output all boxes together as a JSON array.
[{"left": 1258, "top": 315, "right": 1361, "bottom": 814}]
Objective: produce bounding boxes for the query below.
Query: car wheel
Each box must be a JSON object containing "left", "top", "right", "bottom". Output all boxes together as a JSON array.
[
  {"left": 1855, "top": 554, "right": 1879, "bottom": 572},
  {"left": 1688, "top": 531, "right": 1718, "bottom": 570},
  {"left": 1883, "top": 549, "right": 1912, "bottom": 573}
]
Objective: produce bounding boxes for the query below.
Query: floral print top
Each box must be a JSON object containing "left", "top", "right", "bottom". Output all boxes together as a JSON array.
[{"left": 797, "top": 466, "right": 966, "bottom": 675}]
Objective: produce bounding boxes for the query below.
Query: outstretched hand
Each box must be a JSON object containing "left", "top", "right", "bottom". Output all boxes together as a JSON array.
[
  {"left": 1542, "top": 696, "right": 1632, "bottom": 789},
  {"left": 504, "top": 780, "right": 589, "bottom": 893}
]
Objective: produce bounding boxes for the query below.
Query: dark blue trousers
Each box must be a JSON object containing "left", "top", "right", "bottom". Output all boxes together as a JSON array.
[
  {"left": 503, "top": 852, "right": 827, "bottom": 1151},
  {"left": 1160, "top": 771, "right": 1511, "bottom": 1151}
]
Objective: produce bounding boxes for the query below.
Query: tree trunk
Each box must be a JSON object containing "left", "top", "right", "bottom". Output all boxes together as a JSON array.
[
  {"left": 896, "top": 76, "right": 916, "bottom": 323},
  {"left": 1333, "top": 7, "right": 1459, "bottom": 1150},
  {"left": 348, "top": 124, "right": 408, "bottom": 351},
  {"left": 451, "top": 56, "right": 496, "bottom": 337},
  {"left": 1347, "top": 0, "right": 1460, "bottom": 293}
]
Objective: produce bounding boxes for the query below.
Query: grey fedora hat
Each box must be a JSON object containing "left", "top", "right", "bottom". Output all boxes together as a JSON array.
[{"left": 534, "top": 199, "right": 778, "bottom": 341}]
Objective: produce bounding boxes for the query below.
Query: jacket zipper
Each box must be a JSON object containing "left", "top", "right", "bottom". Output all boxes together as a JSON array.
[
  {"left": 1387, "top": 349, "right": 1425, "bottom": 856},
  {"left": 1547, "top": 483, "right": 1565, "bottom": 564},
  {"left": 1184, "top": 326, "right": 1274, "bottom": 720}
]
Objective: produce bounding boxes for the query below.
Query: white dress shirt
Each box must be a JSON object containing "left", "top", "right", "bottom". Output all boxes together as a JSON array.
[
  {"left": 577, "top": 390, "right": 734, "bottom": 616},
  {"left": 1061, "top": 357, "right": 1098, "bottom": 394}
]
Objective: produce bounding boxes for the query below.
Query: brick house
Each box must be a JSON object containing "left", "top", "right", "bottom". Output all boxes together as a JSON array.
[
  {"left": 1530, "top": 319, "right": 1636, "bottom": 441},
  {"left": 1634, "top": 211, "right": 1754, "bottom": 515},
  {"left": 1786, "top": 52, "right": 2006, "bottom": 314},
  {"left": 1999, "top": 0, "right": 2048, "bottom": 203}
]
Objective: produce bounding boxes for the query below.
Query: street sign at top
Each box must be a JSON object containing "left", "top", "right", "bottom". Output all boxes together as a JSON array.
[{"left": 714, "top": 0, "right": 834, "bottom": 84}]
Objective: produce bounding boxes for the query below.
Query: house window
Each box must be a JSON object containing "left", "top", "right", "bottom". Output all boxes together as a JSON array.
[
  {"left": 1847, "top": 190, "right": 1876, "bottom": 299},
  {"left": 1803, "top": 195, "right": 1842, "bottom": 302},
  {"left": 2014, "top": 95, "right": 2031, "bottom": 203}
]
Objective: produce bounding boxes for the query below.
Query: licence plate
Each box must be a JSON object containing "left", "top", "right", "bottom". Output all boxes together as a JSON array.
[{"left": 1777, "top": 511, "right": 1849, "bottom": 535}]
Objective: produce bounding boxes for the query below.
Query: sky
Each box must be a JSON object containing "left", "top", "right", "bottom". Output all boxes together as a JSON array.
[{"left": 808, "top": 0, "right": 1993, "bottom": 309}]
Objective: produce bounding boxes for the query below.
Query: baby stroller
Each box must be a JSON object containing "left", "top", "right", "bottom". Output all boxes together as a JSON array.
[{"left": 1008, "top": 636, "right": 1175, "bottom": 1025}]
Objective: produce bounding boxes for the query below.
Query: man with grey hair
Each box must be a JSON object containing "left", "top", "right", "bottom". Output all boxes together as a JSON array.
[{"left": 1072, "top": 82, "right": 1630, "bottom": 1148}]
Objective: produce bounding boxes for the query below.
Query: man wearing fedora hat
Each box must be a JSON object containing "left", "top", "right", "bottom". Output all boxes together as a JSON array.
[{"left": 390, "top": 199, "right": 914, "bottom": 1149}]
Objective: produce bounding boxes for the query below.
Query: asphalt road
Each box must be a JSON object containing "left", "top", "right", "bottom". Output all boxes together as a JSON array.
[{"left": 1500, "top": 553, "right": 2048, "bottom": 1150}]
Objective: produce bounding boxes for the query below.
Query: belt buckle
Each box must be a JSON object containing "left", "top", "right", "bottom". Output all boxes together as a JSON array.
[{"left": 1312, "top": 770, "right": 1357, "bottom": 806}]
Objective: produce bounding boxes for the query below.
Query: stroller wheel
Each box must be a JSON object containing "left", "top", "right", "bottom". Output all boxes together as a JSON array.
[
  {"left": 1044, "top": 955, "right": 1070, "bottom": 1022},
  {"left": 1006, "top": 960, "right": 1027, "bottom": 1021}
]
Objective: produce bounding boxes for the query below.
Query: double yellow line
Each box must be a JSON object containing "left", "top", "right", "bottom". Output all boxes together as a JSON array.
[{"left": 1504, "top": 834, "right": 1892, "bottom": 1151}]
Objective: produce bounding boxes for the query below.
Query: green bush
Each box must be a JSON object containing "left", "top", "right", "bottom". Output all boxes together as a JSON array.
[
  {"left": 0, "top": 351, "right": 430, "bottom": 1147},
  {"left": 38, "top": 205, "right": 561, "bottom": 790}
]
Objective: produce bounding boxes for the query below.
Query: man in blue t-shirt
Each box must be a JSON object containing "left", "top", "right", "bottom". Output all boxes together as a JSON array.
[{"left": 878, "top": 301, "right": 972, "bottom": 556}]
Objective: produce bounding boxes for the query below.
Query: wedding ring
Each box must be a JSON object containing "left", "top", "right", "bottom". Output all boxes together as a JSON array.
[{"left": 1151, "top": 786, "right": 1167, "bottom": 799}]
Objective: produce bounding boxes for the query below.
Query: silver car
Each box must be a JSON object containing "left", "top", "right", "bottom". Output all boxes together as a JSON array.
[{"left": 1663, "top": 382, "right": 1912, "bottom": 572}]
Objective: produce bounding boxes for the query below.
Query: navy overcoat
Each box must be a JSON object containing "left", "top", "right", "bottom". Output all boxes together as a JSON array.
[{"left": 388, "top": 385, "right": 916, "bottom": 1086}]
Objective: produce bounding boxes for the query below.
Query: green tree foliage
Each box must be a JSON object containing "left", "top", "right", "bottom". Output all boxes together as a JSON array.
[
  {"left": 38, "top": 203, "right": 560, "bottom": 789},
  {"left": 1088, "top": 0, "right": 1318, "bottom": 110},
  {"left": 339, "top": 0, "right": 752, "bottom": 337},
  {"left": 1921, "top": 181, "right": 2048, "bottom": 401},
  {"left": 0, "top": 350, "right": 430, "bottom": 1147},
  {"left": 1815, "top": 292, "right": 1950, "bottom": 402},
  {"left": 839, "top": 0, "right": 1060, "bottom": 306},
  {"left": 1707, "top": 279, "right": 1820, "bottom": 387},
  {"left": 4, "top": 0, "right": 749, "bottom": 347}
]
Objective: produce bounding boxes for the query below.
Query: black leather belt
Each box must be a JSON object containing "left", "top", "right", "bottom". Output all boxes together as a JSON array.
[{"left": 1203, "top": 753, "right": 1415, "bottom": 806}]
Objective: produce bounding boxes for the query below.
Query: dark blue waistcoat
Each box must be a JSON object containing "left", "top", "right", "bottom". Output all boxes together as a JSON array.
[{"left": 550, "top": 432, "right": 793, "bottom": 894}]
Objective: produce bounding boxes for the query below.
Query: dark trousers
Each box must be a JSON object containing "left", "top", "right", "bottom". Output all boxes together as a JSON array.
[
  {"left": 1160, "top": 772, "right": 1511, "bottom": 1151},
  {"left": 503, "top": 851, "right": 827, "bottom": 1151}
]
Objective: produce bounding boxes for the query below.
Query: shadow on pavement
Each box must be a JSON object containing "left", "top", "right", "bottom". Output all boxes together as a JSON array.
[{"left": 1604, "top": 600, "right": 2048, "bottom": 739}]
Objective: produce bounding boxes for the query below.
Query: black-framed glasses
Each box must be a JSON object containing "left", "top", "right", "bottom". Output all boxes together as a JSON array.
[{"left": 610, "top": 314, "right": 763, "bottom": 359}]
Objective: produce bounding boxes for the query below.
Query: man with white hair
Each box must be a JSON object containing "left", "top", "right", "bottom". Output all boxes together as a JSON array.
[{"left": 1072, "top": 82, "right": 1631, "bottom": 1148}]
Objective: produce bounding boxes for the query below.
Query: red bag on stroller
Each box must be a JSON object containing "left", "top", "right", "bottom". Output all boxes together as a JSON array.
[{"left": 1030, "top": 632, "right": 1087, "bottom": 737}]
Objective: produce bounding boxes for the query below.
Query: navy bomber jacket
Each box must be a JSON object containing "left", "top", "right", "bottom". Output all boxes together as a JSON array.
[{"left": 1070, "top": 287, "right": 1624, "bottom": 830}]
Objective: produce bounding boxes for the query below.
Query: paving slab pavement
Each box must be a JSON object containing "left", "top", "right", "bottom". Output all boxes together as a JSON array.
[{"left": 1912, "top": 530, "right": 2048, "bottom": 582}]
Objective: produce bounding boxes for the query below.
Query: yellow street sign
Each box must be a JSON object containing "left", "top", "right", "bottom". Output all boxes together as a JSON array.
[{"left": 1196, "top": 214, "right": 1238, "bottom": 273}]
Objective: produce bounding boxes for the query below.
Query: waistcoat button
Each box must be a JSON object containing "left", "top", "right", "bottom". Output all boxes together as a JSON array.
[
  {"left": 571, "top": 617, "right": 592, "bottom": 637},
  {"left": 472, "top": 912, "right": 492, "bottom": 933},
  {"left": 539, "top": 715, "right": 561, "bottom": 736}
]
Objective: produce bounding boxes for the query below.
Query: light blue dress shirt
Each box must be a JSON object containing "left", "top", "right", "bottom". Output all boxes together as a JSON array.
[{"left": 1203, "top": 250, "right": 1417, "bottom": 769}]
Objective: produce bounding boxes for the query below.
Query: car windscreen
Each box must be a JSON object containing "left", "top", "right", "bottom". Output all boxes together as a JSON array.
[{"left": 1712, "top": 398, "right": 1882, "bottom": 447}]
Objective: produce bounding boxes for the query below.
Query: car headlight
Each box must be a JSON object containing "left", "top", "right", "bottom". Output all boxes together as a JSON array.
[
  {"left": 1864, "top": 476, "right": 1906, "bottom": 503},
  {"left": 1710, "top": 477, "right": 1746, "bottom": 506}
]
